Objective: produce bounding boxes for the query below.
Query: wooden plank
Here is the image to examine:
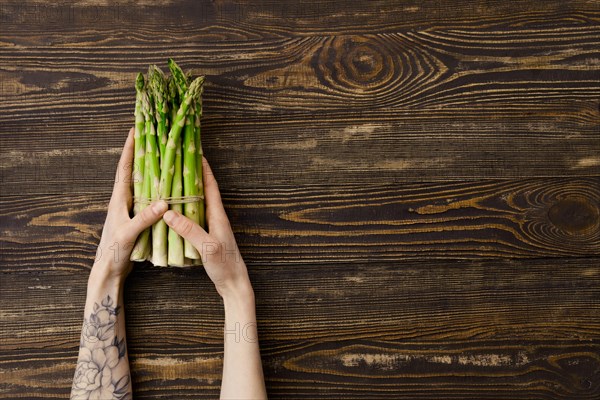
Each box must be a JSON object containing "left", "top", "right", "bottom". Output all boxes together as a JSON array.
[
  {"left": 2, "top": 103, "right": 599, "bottom": 192},
  {"left": 1, "top": 28, "right": 599, "bottom": 114},
  {"left": 1, "top": 0, "right": 599, "bottom": 35},
  {"left": 1, "top": 179, "right": 598, "bottom": 272},
  {"left": 2, "top": 340, "right": 600, "bottom": 399},
  {"left": 1, "top": 258, "right": 599, "bottom": 398}
]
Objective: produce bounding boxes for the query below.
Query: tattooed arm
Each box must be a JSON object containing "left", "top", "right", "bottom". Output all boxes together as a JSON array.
[
  {"left": 71, "top": 274, "right": 130, "bottom": 399},
  {"left": 71, "top": 128, "right": 167, "bottom": 399}
]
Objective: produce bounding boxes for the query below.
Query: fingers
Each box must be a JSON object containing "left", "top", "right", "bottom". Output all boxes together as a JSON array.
[
  {"left": 202, "top": 157, "right": 230, "bottom": 231},
  {"left": 128, "top": 201, "right": 168, "bottom": 238},
  {"left": 163, "top": 209, "right": 211, "bottom": 251},
  {"left": 110, "top": 128, "right": 135, "bottom": 210}
]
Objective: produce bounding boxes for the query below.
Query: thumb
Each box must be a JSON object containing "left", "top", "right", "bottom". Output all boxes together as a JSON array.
[
  {"left": 129, "top": 201, "right": 168, "bottom": 237},
  {"left": 163, "top": 210, "right": 211, "bottom": 251}
]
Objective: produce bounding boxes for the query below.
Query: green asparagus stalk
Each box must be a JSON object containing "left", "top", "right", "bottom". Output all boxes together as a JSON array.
[
  {"left": 167, "top": 134, "right": 185, "bottom": 266},
  {"left": 130, "top": 140, "right": 152, "bottom": 261},
  {"left": 130, "top": 74, "right": 149, "bottom": 261},
  {"left": 193, "top": 98, "right": 206, "bottom": 231},
  {"left": 141, "top": 91, "right": 168, "bottom": 266},
  {"left": 166, "top": 72, "right": 185, "bottom": 265},
  {"left": 132, "top": 73, "right": 146, "bottom": 215},
  {"left": 158, "top": 76, "right": 204, "bottom": 202},
  {"left": 148, "top": 65, "right": 168, "bottom": 162},
  {"left": 182, "top": 108, "right": 201, "bottom": 260}
]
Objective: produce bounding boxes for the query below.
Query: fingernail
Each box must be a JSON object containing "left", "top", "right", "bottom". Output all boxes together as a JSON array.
[
  {"left": 152, "top": 201, "right": 168, "bottom": 214},
  {"left": 163, "top": 210, "right": 177, "bottom": 224}
]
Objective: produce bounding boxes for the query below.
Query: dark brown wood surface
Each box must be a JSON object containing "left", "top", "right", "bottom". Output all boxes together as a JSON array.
[{"left": 1, "top": 1, "right": 599, "bottom": 398}]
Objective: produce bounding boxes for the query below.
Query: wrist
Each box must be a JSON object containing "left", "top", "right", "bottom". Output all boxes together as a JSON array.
[
  {"left": 221, "top": 281, "right": 255, "bottom": 312},
  {"left": 88, "top": 263, "right": 126, "bottom": 291}
]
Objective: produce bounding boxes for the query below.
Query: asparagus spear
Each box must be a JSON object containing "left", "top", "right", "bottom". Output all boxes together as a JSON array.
[
  {"left": 141, "top": 91, "right": 168, "bottom": 266},
  {"left": 132, "top": 73, "right": 146, "bottom": 215},
  {"left": 130, "top": 75, "right": 150, "bottom": 261},
  {"left": 165, "top": 72, "right": 186, "bottom": 265},
  {"left": 182, "top": 108, "right": 201, "bottom": 260},
  {"left": 148, "top": 65, "right": 168, "bottom": 162},
  {"left": 167, "top": 134, "right": 185, "bottom": 266},
  {"left": 130, "top": 139, "right": 152, "bottom": 261},
  {"left": 193, "top": 98, "right": 206, "bottom": 231}
]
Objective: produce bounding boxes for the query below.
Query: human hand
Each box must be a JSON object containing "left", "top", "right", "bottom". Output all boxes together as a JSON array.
[
  {"left": 162, "top": 157, "right": 253, "bottom": 301},
  {"left": 93, "top": 128, "right": 168, "bottom": 281}
]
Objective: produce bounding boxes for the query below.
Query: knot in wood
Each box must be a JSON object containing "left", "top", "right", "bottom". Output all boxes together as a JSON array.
[{"left": 548, "top": 195, "right": 599, "bottom": 235}]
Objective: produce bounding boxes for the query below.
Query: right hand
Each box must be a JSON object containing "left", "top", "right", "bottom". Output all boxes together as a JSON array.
[{"left": 163, "top": 157, "right": 253, "bottom": 300}]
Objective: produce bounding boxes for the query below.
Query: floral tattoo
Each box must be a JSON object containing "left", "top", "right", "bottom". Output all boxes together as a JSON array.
[{"left": 71, "top": 295, "right": 131, "bottom": 400}]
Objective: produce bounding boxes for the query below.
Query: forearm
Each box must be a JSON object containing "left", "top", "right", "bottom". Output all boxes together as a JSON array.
[
  {"left": 220, "top": 286, "right": 267, "bottom": 399},
  {"left": 71, "top": 266, "right": 132, "bottom": 399}
]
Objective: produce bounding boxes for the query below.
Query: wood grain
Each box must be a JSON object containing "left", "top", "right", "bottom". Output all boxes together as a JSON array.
[
  {"left": 2, "top": 28, "right": 599, "bottom": 112},
  {"left": 1, "top": 0, "right": 599, "bottom": 398},
  {"left": 1, "top": 102, "right": 599, "bottom": 192},
  {"left": 1, "top": 258, "right": 599, "bottom": 398},
  {"left": 1, "top": 179, "right": 598, "bottom": 272},
  {"left": 1, "top": 3, "right": 599, "bottom": 191},
  {"left": 1, "top": 0, "right": 599, "bottom": 35}
]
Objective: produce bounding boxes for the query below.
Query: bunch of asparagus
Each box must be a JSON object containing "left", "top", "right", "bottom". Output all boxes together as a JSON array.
[{"left": 130, "top": 59, "right": 205, "bottom": 267}]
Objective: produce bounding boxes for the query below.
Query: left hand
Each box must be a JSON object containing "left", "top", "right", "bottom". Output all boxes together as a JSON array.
[{"left": 93, "top": 128, "right": 168, "bottom": 280}]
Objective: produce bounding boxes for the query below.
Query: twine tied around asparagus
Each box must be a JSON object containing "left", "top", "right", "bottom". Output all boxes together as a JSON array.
[{"left": 133, "top": 195, "right": 204, "bottom": 206}]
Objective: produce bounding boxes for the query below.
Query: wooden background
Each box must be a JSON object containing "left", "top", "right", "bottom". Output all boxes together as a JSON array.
[{"left": 1, "top": 0, "right": 599, "bottom": 398}]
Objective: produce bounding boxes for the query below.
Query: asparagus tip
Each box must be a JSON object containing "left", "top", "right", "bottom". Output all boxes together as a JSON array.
[
  {"left": 186, "top": 76, "right": 205, "bottom": 99},
  {"left": 135, "top": 72, "right": 144, "bottom": 92}
]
